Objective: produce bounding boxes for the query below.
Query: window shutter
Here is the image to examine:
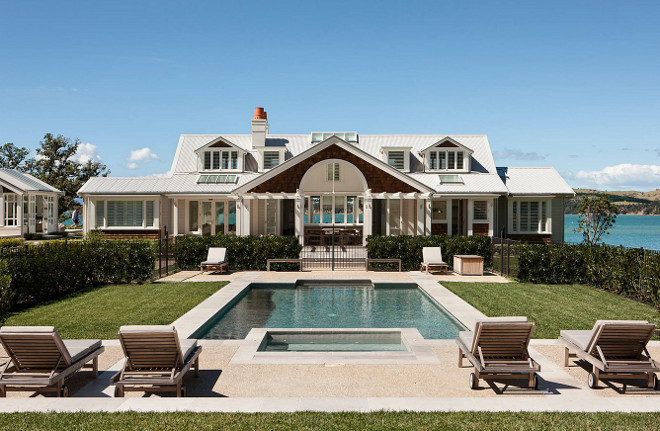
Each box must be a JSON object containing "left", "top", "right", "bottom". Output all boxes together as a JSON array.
[{"left": 388, "top": 151, "right": 405, "bottom": 169}]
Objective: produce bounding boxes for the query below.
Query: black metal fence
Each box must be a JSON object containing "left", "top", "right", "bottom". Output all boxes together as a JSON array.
[
  {"left": 301, "top": 226, "right": 366, "bottom": 270},
  {"left": 490, "top": 236, "right": 523, "bottom": 278},
  {"left": 154, "top": 235, "right": 178, "bottom": 279}
]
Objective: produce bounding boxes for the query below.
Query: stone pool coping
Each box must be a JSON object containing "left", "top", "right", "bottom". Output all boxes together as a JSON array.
[{"left": 172, "top": 271, "right": 484, "bottom": 340}]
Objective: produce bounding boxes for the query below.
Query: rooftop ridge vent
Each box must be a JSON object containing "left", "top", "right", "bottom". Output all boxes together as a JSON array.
[{"left": 311, "top": 132, "right": 358, "bottom": 143}]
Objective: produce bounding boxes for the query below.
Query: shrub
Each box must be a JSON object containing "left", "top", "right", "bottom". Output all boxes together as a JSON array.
[
  {"left": 24, "top": 233, "right": 43, "bottom": 240},
  {"left": 0, "top": 238, "right": 25, "bottom": 249},
  {"left": 1, "top": 239, "right": 156, "bottom": 307},
  {"left": 518, "top": 243, "right": 660, "bottom": 308},
  {"left": 0, "top": 260, "right": 13, "bottom": 325},
  {"left": 176, "top": 235, "right": 302, "bottom": 271},
  {"left": 366, "top": 235, "right": 493, "bottom": 271}
]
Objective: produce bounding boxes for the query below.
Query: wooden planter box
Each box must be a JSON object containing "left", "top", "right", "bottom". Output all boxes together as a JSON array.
[{"left": 453, "top": 255, "right": 484, "bottom": 276}]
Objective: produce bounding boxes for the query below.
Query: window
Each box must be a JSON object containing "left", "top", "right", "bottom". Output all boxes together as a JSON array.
[
  {"left": 438, "top": 174, "right": 464, "bottom": 184},
  {"left": 389, "top": 199, "right": 401, "bottom": 235},
  {"left": 4, "top": 194, "right": 18, "bottom": 226},
  {"left": 23, "top": 196, "right": 28, "bottom": 227},
  {"left": 201, "top": 202, "right": 212, "bottom": 235},
  {"left": 215, "top": 202, "right": 225, "bottom": 235},
  {"left": 107, "top": 201, "right": 143, "bottom": 227},
  {"left": 387, "top": 151, "right": 405, "bottom": 170},
  {"left": 427, "top": 149, "right": 467, "bottom": 171},
  {"left": 263, "top": 151, "right": 280, "bottom": 169},
  {"left": 473, "top": 201, "right": 488, "bottom": 221},
  {"left": 189, "top": 201, "right": 198, "bottom": 231},
  {"left": 432, "top": 200, "right": 447, "bottom": 221},
  {"left": 96, "top": 201, "right": 104, "bottom": 227},
  {"left": 511, "top": 200, "right": 550, "bottom": 233},
  {"left": 266, "top": 199, "right": 278, "bottom": 235},
  {"left": 47, "top": 197, "right": 55, "bottom": 226},
  {"left": 228, "top": 202, "right": 236, "bottom": 234},
  {"left": 197, "top": 174, "right": 238, "bottom": 184},
  {"left": 326, "top": 163, "right": 340, "bottom": 181},
  {"left": 311, "top": 132, "right": 358, "bottom": 143},
  {"left": 202, "top": 150, "right": 240, "bottom": 171},
  {"left": 305, "top": 195, "right": 363, "bottom": 225}
]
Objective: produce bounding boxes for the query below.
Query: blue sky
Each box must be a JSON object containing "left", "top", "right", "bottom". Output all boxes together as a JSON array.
[{"left": 1, "top": 1, "right": 659, "bottom": 190}]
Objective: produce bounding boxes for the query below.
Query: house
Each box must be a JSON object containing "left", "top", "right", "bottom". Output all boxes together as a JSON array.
[
  {"left": 78, "top": 107, "right": 575, "bottom": 243},
  {"left": 0, "top": 169, "right": 63, "bottom": 237}
]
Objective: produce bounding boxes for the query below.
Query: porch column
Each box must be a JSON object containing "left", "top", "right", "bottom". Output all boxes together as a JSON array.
[
  {"left": 235, "top": 197, "right": 243, "bottom": 236},
  {"left": 488, "top": 199, "right": 495, "bottom": 236},
  {"left": 294, "top": 190, "right": 304, "bottom": 245},
  {"left": 467, "top": 200, "right": 474, "bottom": 236},
  {"left": 172, "top": 199, "right": 179, "bottom": 236},
  {"left": 242, "top": 199, "right": 251, "bottom": 236},
  {"left": 17, "top": 193, "right": 23, "bottom": 234},
  {"left": 0, "top": 193, "right": 4, "bottom": 228},
  {"left": 424, "top": 199, "right": 432, "bottom": 236},
  {"left": 362, "top": 189, "right": 372, "bottom": 245},
  {"left": 446, "top": 200, "right": 453, "bottom": 236},
  {"left": 416, "top": 196, "right": 424, "bottom": 235}
]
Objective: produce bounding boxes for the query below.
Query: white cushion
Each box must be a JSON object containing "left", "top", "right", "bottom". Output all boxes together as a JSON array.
[
  {"left": 422, "top": 247, "right": 445, "bottom": 264},
  {"left": 0, "top": 326, "right": 56, "bottom": 333},
  {"left": 560, "top": 330, "right": 593, "bottom": 351},
  {"left": 63, "top": 339, "right": 102, "bottom": 363},
  {"left": 119, "top": 325, "right": 176, "bottom": 334},
  {"left": 205, "top": 247, "right": 226, "bottom": 264},
  {"left": 179, "top": 338, "right": 198, "bottom": 361}
]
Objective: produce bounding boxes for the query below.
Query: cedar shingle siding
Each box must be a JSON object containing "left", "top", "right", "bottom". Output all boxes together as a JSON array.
[{"left": 249, "top": 144, "right": 418, "bottom": 194}]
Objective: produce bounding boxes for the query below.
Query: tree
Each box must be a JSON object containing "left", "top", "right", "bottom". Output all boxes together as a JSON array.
[
  {"left": 0, "top": 143, "right": 30, "bottom": 170},
  {"left": 574, "top": 194, "right": 619, "bottom": 245},
  {"left": 26, "top": 133, "right": 109, "bottom": 210}
]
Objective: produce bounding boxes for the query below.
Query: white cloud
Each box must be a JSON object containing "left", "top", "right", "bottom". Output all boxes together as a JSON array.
[
  {"left": 127, "top": 147, "right": 159, "bottom": 163},
  {"left": 493, "top": 148, "right": 545, "bottom": 161},
  {"left": 573, "top": 164, "right": 660, "bottom": 191},
  {"left": 72, "top": 142, "right": 102, "bottom": 163},
  {"left": 127, "top": 162, "right": 139, "bottom": 169}
]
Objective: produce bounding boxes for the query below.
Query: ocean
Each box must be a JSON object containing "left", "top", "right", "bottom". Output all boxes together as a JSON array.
[{"left": 564, "top": 214, "right": 660, "bottom": 250}]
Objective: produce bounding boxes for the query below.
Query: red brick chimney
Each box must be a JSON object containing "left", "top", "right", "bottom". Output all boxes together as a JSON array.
[
  {"left": 254, "top": 107, "right": 267, "bottom": 120},
  {"left": 251, "top": 107, "right": 269, "bottom": 148}
]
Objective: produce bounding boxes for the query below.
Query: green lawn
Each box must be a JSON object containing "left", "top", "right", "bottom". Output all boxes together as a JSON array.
[
  {"left": 0, "top": 412, "right": 659, "bottom": 430},
  {"left": 443, "top": 282, "right": 660, "bottom": 339},
  {"left": 3, "top": 281, "right": 228, "bottom": 339}
]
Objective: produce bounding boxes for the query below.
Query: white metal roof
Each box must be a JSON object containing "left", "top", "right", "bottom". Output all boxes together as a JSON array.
[
  {"left": 408, "top": 172, "right": 509, "bottom": 194},
  {"left": 0, "top": 169, "right": 63, "bottom": 194},
  {"left": 498, "top": 167, "right": 575, "bottom": 196},
  {"left": 78, "top": 173, "right": 261, "bottom": 195},
  {"left": 171, "top": 134, "right": 497, "bottom": 175}
]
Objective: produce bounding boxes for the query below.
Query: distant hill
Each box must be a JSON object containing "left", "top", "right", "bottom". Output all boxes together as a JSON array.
[{"left": 565, "top": 189, "right": 660, "bottom": 215}]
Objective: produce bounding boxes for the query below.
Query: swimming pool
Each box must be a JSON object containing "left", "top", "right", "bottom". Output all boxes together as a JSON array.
[{"left": 194, "top": 280, "right": 465, "bottom": 339}]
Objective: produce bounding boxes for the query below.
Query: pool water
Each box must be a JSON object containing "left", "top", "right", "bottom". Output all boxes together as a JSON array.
[{"left": 196, "top": 281, "right": 465, "bottom": 339}]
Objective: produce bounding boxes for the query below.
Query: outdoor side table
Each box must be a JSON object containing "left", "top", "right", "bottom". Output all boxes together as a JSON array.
[{"left": 453, "top": 255, "right": 484, "bottom": 276}]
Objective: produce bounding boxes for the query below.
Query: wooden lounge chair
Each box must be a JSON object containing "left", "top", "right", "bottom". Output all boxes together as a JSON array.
[
  {"left": 200, "top": 247, "right": 228, "bottom": 273},
  {"left": 420, "top": 247, "right": 449, "bottom": 273},
  {"left": 0, "top": 326, "right": 104, "bottom": 397},
  {"left": 456, "top": 317, "right": 540, "bottom": 389},
  {"left": 559, "top": 320, "right": 659, "bottom": 389},
  {"left": 112, "top": 325, "right": 202, "bottom": 397}
]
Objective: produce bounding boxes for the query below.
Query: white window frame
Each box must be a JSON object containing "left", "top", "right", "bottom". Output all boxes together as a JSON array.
[
  {"left": 325, "top": 163, "right": 341, "bottom": 182},
  {"left": 303, "top": 195, "right": 363, "bottom": 226},
  {"left": 426, "top": 149, "right": 469, "bottom": 172},
  {"left": 383, "top": 148, "right": 410, "bottom": 171},
  {"left": 3, "top": 194, "right": 18, "bottom": 226},
  {"left": 508, "top": 199, "right": 552, "bottom": 234},
  {"left": 94, "top": 198, "right": 159, "bottom": 230},
  {"left": 200, "top": 149, "right": 242, "bottom": 172},
  {"left": 431, "top": 199, "right": 449, "bottom": 223}
]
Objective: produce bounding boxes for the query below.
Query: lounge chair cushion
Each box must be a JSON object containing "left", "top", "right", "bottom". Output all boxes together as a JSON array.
[
  {"left": 119, "top": 325, "right": 176, "bottom": 333},
  {"left": 179, "top": 338, "right": 198, "bottom": 361},
  {"left": 0, "top": 326, "right": 57, "bottom": 333},
  {"left": 63, "top": 339, "right": 103, "bottom": 363},
  {"left": 422, "top": 247, "right": 446, "bottom": 265},
  {"left": 560, "top": 330, "right": 593, "bottom": 351},
  {"left": 458, "top": 331, "right": 473, "bottom": 349},
  {"left": 203, "top": 248, "right": 226, "bottom": 264}
]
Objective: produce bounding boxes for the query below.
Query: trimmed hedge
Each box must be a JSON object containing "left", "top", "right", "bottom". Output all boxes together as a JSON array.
[
  {"left": 1, "top": 240, "right": 155, "bottom": 307},
  {"left": 175, "top": 235, "right": 302, "bottom": 271},
  {"left": 518, "top": 243, "right": 660, "bottom": 307},
  {"left": 366, "top": 235, "right": 493, "bottom": 271}
]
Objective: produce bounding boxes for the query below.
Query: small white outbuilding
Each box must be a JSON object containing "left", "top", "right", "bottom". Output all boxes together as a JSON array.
[{"left": 0, "top": 169, "right": 64, "bottom": 237}]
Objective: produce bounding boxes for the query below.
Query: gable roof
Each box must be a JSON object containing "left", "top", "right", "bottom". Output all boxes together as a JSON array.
[
  {"left": 0, "top": 169, "right": 63, "bottom": 194},
  {"left": 233, "top": 135, "right": 434, "bottom": 194},
  {"left": 418, "top": 136, "right": 474, "bottom": 154}
]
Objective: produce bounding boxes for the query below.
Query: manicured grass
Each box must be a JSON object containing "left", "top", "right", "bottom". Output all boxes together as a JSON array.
[
  {"left": 0, "top": 412, "right": 659, "bottom": 430},
  {"left": 3, "top": 282, "right": 228, "bottom": 339},
  {"left": 443, "top": 282, "right": 660, "bottom": 339}
]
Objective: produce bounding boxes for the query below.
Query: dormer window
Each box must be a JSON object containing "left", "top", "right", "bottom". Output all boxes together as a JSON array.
[
  {"left": 203, "top": 150, "right": 239, "bottom": 171},
  {"left": 263, "top": 151, "right": 280, "bottom": 170},
  {"left": 382, "top": 146, "right": 411, "bottom": 171},
  {"left": 429, "top": 150, "right": 465, "bottom": 170}
]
